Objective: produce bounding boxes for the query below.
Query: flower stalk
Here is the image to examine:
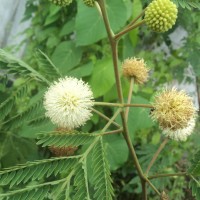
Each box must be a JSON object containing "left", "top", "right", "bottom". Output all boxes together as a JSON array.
[
  {"left": 97, "top": 0, "right": 146, "bottom": 198},
  {"left": 145, "top": 138, "right": 169, "bottom": 175}
]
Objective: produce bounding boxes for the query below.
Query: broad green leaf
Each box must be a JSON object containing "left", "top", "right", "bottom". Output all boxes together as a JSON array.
[
  {"left": 103, "top": 77, "right": 130, "bottom": 102},
  {"left": 67, "top": 62, "right": 93, "bottom": 78},
  {"left": 127, "top": 96, "right": 153, "bottom": 134},
  {"left": 59, "top": 19, "right": 75, "bottom": 37},
  {"left": 103, "top": 134, "right": 129, "bottom": 170},
  {"left": 76, "top": 0, "right": 129, "bottom": 46},
  {"left": 89, "top": 58, "right": 115, "bottom": 98},
  {"left": 51, "top": 41, "right": 83, "bottom": 74},
  {"left": 129, "top": 0, "right": 143, "bottom": 47}
]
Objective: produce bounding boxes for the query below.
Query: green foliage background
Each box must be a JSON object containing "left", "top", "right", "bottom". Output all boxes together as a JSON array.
[{"left": 0, "top": 0, "right": 200, "bottom": 199}]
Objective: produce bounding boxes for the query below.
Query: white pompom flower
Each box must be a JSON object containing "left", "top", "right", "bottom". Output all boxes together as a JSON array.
[
  {"left": 162, "top": 118, "right": 196, "bottom": 141},
  {"left": 44, "top": 77, "right": 94, "bottom": 129}
]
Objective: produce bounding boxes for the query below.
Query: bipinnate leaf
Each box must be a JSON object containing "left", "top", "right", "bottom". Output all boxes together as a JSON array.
[
  {"left": 173, "top": 0, "right": 200, "bottom": 9},
  {"left": 73, "top": 163, "right": 91, "bottom": 200},
  {"left": 0, "top": 135, "right": 114, "bottom": 199},
  {"left": 4, "top": 99, "right": 43, "bottom": 129},
  {"left": 188, "top": 150, "right": 200, "bottom": 176},
  {"left": 0, "top": 157, "right": 78, "bottom": 187},
  {"left": 0, "top": 49, "right": 49, "bottom": 84},
  {"left": 189, "top": 178, "right": 200, "bottom": 200},
  {"left": 35, "top": 49, "right": 61, "bottom": 80},
  {"left": 92, "top": 137, "right": 114, "bottom": 200},
  {"left": 0, "top": 81, "right": 29, "bottom": 121},
  {"left": 37, "top": 131, "right": 96, "bottom": 147}
]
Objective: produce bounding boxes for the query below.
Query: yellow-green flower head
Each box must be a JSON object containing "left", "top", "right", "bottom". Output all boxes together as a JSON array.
[
  {"left": 44, "top": 76, "right": 94, "bottom": 129},
  {"left": 122, "top": 57, "right": 149, "bottom": 85},
  {"left": 49, "top": 0, "right": 72, "bottom": 7},
  {"left": 151, "top": 88, "right": 196, "bottom": 133},
  {"left": 144, "top": 0, "right": 178, "bottom": 32},
  {"left": 83, "top": 0, "right": 95, "bottom": 7}
]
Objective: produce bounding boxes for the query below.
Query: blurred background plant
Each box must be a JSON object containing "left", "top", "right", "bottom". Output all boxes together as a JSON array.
[{"left": 0, "top": 0, "right": 199, "bottom": 199}]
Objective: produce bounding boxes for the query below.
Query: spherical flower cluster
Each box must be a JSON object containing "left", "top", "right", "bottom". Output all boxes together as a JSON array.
[
  {"left": 163, "top": 118, "right": 196, "bottom": 141},
  {"left": 144, "top": 0, "right": 178, "bottom": 32},
  {"left": 151, "top": 88, "right": 197, "bottom": 141},
  {"left": 83, "top": 0, "right": 95, "bottom": 7},
  {"left": 44, "top": 77, "right": 94, "bottom": 129},
  {"left": 49, "top": 0, "right": 72, "bottom": 7},
  {"left": 122, "top": 57, "right": 149, "bottom": 85}
]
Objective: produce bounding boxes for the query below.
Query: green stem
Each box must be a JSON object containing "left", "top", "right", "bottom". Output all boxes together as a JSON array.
[
  {"left": 145, "top": 178, "right": 161, "bottom": 196},
  {"left": 100, "top": 128, "right": 123, "bottom": 135},
  {"left": 142, "top": 181, "right": 147, "bottom": 200},
  {"left": 125, "top": 77, "right": 134, "bottom": 122},
  {"left": 91, "top": 108, "right": 121, "bottom": 128},
  {"left": 94, "top": 102, "right": 154, "bottom": 108},
  {"left": 115, "top": 20, "right": 146, "bottom": 41},
  {"left": 145, "top": 138, "right": 169, "bottom": 175},
  {"left": 97, "top": 0, "right": 123, "bottom": 103},
  {"left": 148, "top": 172, "right": 187, "bottom": 180},
  {"left": 102, "top": 108, "right": 122, "bottom": 132},
  {"left": 127, "top": 9, "right": 146, "bottom": 28}
]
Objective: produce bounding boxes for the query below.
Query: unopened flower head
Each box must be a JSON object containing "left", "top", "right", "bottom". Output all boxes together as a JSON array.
[
  {"left": 83, "top": 0, "right": 95, "bottom": 7},
  {"left": 44, "top": 77, "right": 94, "bottom": 129},
  {"left": 49, "top": 0, "right": 72, "bottom": 7},
  {"left": 144, "top": 0, "right": 178, "bottom": 32},
  {"left": 163, "top": 118, "right": 196, "bottom": 141},
  {"left": 122, "top": 57, "right": 149, "bottom": 85},
  {"left": 151, "top": 88, "right": 196, "bottom": 131}
]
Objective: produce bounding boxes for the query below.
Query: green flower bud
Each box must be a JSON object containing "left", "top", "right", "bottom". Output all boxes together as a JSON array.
[
  {"left": 83, "top": 0, "right": 95, "bottom": 7},
  {"left": 144, "top": 0, "right": 178, "bottom": 32},
  {"left": 49, "top": 0, "right": 72, "bottom": 7}
]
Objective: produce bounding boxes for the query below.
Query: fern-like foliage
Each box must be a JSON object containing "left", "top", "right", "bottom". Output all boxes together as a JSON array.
[
  {"left": 0, "top": 49, "right": 49, "bottom": 84},
  {"left": 0, "top": 157, "right": 78, "bottom": 187},
  {"left": 173, "top": 0, "right": 200, "bottom": 9},
  {"left": 0, "top": 132, "right": 114, "bottom": 200},
  {"left": 0, "top": 81, "right": 29, "bottom": 121},
  {"left": 188, "top": 150, "right": 200, "bottom": 176},
  {"left": 28, "top": 115, "right": 49, "bottom": 127},
  {"left": 189, "top": 177, "right": 200, "bottom": 200},
  {"left": 37, "top": 131, "right": 96, "bottom": 147},
  {"left": 35, "top": 50, "right": 61, "bottom": 81},
  {"left": 3, "top": 99, "right": 44, "bottom": 129},
  {"left": 92, "top": 137, "right": 114, "bottom": 200},
  {"left": 73, "top": 163, "right": 91, "bottom": 200}
]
